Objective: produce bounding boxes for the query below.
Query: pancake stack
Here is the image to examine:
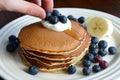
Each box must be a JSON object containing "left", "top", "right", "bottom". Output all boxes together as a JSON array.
[{"left": 18, "top": 20, "right": 91, "bottom": 72}]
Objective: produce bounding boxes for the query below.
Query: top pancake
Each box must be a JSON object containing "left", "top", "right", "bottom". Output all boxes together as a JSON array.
[{"left": 18, "top": 20, "right": 87, "bottom": 53}]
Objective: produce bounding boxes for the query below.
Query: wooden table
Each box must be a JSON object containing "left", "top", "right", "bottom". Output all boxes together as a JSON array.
[{"left": 0, "top": 0, "right": 120, "bottom": 79}]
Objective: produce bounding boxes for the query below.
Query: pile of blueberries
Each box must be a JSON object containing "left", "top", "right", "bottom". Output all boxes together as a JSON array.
[
  {"left": 6, "top": 35, "right": 39, "bottom": 75},
  {"left": 82, "top": 37, "right": 117, "bottom": 75},
  {"left": 6, "top": 35, "right": 20, "bottom": 52},
  {"left": 45, "top": 10, "right": 85, "bottom": 24},
  {"left": 67, "top": 37, "right": 117, "bottom": 75}
]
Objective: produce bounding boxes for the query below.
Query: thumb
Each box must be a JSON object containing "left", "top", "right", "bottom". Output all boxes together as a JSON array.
[{"left": 5, "top": 0, "right": 46, "bottom": 19}]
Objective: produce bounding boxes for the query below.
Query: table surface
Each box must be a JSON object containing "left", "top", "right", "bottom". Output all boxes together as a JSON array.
[{"left": 0, "top": 0, "right": 120, "bottom": 79}]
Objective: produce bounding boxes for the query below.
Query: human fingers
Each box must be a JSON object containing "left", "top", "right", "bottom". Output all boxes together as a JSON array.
[
  {"left": 2, "top": 0, "right": 46, "bottom": 19},
  {"left": 32, "top": 0, "right": 41, "bottom": 6},
  {"left": 42, "top": 0, "right": 53, "bottom": 12}
]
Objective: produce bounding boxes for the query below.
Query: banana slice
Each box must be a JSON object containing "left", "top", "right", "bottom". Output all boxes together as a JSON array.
[{"left": 85, "top": 16, "right": 113, "bottom": 38}]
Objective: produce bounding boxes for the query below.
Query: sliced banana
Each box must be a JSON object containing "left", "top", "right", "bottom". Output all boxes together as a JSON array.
[{"left": 85, "top": 16, "right": 113, "bottom": 38}]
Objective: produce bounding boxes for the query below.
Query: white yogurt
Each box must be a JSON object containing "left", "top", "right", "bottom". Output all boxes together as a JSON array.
[{"left": 41, "top": 19, "right": 71, "bottom": 32}]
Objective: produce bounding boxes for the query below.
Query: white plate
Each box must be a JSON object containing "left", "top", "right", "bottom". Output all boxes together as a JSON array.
[{"left": 0, "top": 8, "right": 120, "bottom": 80}]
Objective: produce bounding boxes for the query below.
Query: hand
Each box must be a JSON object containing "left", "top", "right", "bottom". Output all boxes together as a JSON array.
[{"left": 0, "top": 0, "right": 53, "bottom": 19}]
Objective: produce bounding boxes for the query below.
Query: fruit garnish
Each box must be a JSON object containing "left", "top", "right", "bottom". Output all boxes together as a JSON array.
[
  {"left": 67, "top": 65, "right": 76, "bottom": 74},
  {"left": 85, "top": 53, "right": 94, "bottom": 62},
  {"left": 98, "top": 49, "right": 107, "bottom": 57},
  {"left": 82, "top": 67, "right": 91, "bottom": 76},
  {"left": 91, "top": 37, "right": 99, "bottom": 44},
  {"left": 9, "top": 35, "right": 17, "bottom": 42},
  {"left": 67, "top": 15, "right": 74, "bottom": 20},
  {"left": 45, "top": 11, "right": 52, "bottom": 20},
  {"left": 78, "top": 16, "right": 85, "bottom": 24},
  {"left": 6, "top": 35, "right": 20, "bottom": 52},
  {"left": 52, "top": 10, "right": 61, "bottom": 17},
  {"left": 44, "top": 10, "right": 68, "bottom": 24},
  {"left": 108, "top": 46, "right": 117, "bottom": 55},
  {"left": 82, "top": 37, "right": 117, "bottom": 75},
  {"left": 89, "top": 43, "right": 97, "bottom": 50},
  {"left": 89, "top": 49, "right": 98, "bottom": 57},
  {"left": 67, "top": 15, "right": 78, "bottom": 22},
  {"left": 59, "top": 15, "right": 67, "bottom": 23},
  {"left": 85, "top": 16, "right": 113, "bottom": 38},
  {"left": 99, "top": 60, "right": 108, "bottom": 69},
  {"left": 6, "top": 42, "right": 17, "bottom": 52},
  {"left": 28, "top": 65, "right": 39, "bottom": 75},
  {"left": 49, "top": 16, "right": 59, "bottom": 24},
  {"left": 82, "top": 59, "right": 92, "bottom": 67},
  {"left": 92, "top": 65, "right": 101, "bottom": 73},
  {"left": 94, "top": 55, "right": 103, "bottom": 63},
  {"left": 98, "top": 40, "right": 108, "bottom": 49}
]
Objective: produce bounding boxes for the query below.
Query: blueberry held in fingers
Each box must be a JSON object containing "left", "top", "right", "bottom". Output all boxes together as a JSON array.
[{"left": 45, "top": 11, "right": 52, "bottom": 20}]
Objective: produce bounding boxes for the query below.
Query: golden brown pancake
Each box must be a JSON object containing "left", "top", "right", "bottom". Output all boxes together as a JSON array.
[
  {"left": 18, "top": 21, "right": 85, "bottom": 53},
  {"left": 18, "top": 20, "right": 91, "bottom": 72}
]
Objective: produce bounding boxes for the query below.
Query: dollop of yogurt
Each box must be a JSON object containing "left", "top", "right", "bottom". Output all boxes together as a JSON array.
[{"left": 41, "top": 19, "right": 71, "bottom": 32}]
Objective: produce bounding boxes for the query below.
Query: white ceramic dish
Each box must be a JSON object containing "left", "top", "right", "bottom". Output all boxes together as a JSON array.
[{"left": 0, "top": 8, "right": 120, "bottom": 80}]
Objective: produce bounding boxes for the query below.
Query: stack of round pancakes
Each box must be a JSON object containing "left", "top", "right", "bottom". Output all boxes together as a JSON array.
[{"left": 18, "top": 20, "right": 91, "bottom": 72}]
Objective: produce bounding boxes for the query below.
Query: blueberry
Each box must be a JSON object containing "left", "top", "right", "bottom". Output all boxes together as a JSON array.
[
  {"left": 89, "top": 43, "right": 97, "bottom": 50},
  {"left": 78, "top": 16, "right": 85, "bottom": 24},
  {"left": 98, "top": 40, "right": 108, "bottom": 49},
  {"left": 98, "top": 49, "right": 107, "bottom": 57},
  {"left": 59, "top": 15, "right": 67, "bottom": 23},
  {"left": 92, "top": 65, "right": 101, "bottom": 73},
  {"left": 99, "top": 60, "right": 108, "bottom": 69},
  {"left": 52, "top": 10, "right": 61, "bottom": 17},
  {"left": 72, "top": 18, "right": 78, "bottom": 22},
  {"left": 91, "top": 37, "right": 99, "bottom": 44},
  {"left": 28, "top": 65, "right": 39, "bottom": 75},
  {"left": 108, "top": 46, "right": 117, "bottom": 55},
  {"left": 89, "top": 49, "right": 98, "bottom": 56},
  {"left": 82, "top": 59, "right": 91, "bottom": 67},
  {"left": 67, "top": 65, "right": 76, "bottom": 74},
  {"left": 6, "top": 42, "right": 18, "bottom": 52},
  {"left": 45, "top": 11, "right": 52, "bottom": 20},
  {"left": 67, "top": 15, "right": 74, "bottom": 20},
  {"left": 82, "top": 67, "right": 91, "bottom": 76},
  {"left": 67, "top": 15, "right": 78, "bottom": 22},
  {"left": 9, "top": 35, "right": 17, "bottom": 42},
  {"left": 85, "top": 53, "right": 94, "bottom": 62},
  {"left": 49, "top": 16, "right": 59, "bottom": 24}
]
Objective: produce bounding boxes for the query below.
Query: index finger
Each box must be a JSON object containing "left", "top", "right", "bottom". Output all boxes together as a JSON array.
[{"left": 4, "top": 0, "right": 46, "bottom": 19}]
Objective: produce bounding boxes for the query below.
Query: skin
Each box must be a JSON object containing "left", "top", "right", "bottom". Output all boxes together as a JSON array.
[{"left": 0, "top": 0, "right": 53, "bottom": 19}]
